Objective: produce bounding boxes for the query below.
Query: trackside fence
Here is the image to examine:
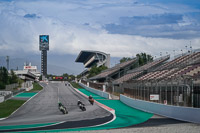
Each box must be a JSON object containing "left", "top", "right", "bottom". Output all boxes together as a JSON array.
[
  {"left": 80, "top": 80, "right": 104, "bottom": 91},
  {"left": 122, "top": 78, "right": 200, "bottom": 108}
]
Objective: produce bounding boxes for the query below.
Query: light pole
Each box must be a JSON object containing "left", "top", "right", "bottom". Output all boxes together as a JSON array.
[
  {"left": 6, "top": 56, "right": 9, "bottom": 71},
  {"left": 173, "top": 50, "right": 175, "bottom": 59},
  {"left": 190, "top": 41, "right": 192, "bottom": 53},
  {"left": 185, "top": 46, "right": 187, "bottom": 53}
]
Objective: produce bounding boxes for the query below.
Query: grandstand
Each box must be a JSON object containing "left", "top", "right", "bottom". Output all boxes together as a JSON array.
[
  {"left": 81, "top": 49, "right": 200, "bottom": 108},
  {"left": 75, "top": 50, "right": 110, "bottom": 78},
  {"left": 135, "top": 51, "right": 200, "bottom": 82},
  {"left": 113, "top": 55, "right": 170, "bottom": 84},
  {"left": 90, "top": 58, "right": 138, "bottom": 82},
  {"left": 122, "top": 51, "right": 200, "bottom": 108}
]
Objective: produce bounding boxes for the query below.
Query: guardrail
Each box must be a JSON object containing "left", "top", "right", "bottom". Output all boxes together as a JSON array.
[
  {"left": 79, "top": 83, "right": 110, "bottom": 99},
  {"left": 120, "top": 94, "right": 200, "bottom": 124}
]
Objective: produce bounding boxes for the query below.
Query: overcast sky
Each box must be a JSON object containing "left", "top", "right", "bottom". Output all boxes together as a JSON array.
[{"left": 0, "top": 0, "right": 200, "bottom": 73}]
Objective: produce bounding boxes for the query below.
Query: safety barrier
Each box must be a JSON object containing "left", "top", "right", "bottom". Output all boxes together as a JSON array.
[
  {"left": 0, "top": 91, "right": 13, "bottom": 102},
  {"left": 79, "top": 83, "right": 111, "bottom": 99},
  {"left": 0, "top": 96, "right": 4, "bottom": 103},
  {"left": 120, "top": 94, "right": 200, "bottom": 124}
]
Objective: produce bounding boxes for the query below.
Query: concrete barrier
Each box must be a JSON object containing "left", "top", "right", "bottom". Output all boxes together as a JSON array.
[
  {"left": 25, "top": 85, "right": 33, "bottom": 91},
  {"left": 0, "top": 96, "right": 4, "bottom": 103},
  {"left": 79, "top": 83, "right": 110, "bottom": 99},
  {"left": 120, "top": 94, "right": 200, "bottom": 124},
  {"left": 0, "top": 91, "right": 13, "bottom": 101}
]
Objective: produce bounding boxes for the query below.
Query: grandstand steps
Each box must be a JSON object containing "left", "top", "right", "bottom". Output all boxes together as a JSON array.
[
  {"left": 193, "top": 72, "right": 200, "bottom": 79},
  {"left": 185, "top": 65, "right": 200, "bottom": 76},
  {"left": 156, "top": 68, "right": 177, "bottom": 80},
  {"left": 190, "top": 54, "right": 200, "bottom": 64},
  {"left": 113, "top": 71, "right": 142, "bottom": 84}
]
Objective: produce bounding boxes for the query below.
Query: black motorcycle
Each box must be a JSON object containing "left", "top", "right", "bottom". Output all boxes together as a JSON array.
[
  {"left": 58, "top": 102, "right": 68, "bottom": 114},
  {"left": 77, "top": 100, "right": 86, "bottom": 111}
]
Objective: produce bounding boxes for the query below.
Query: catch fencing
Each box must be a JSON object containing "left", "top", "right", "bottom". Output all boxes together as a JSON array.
[
  {"left": 123, "top": 77, "right": 200, "bottom": 108},
  {"left": 80, "top": 80, "right": 104, "bottom": 91}
]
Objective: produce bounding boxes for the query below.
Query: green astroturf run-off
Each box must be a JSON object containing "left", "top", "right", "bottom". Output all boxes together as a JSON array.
[{"left": 14, "top": 92, "right": 37, "bottom": 98}]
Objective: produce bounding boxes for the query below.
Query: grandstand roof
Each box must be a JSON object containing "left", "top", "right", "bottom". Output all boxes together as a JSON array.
[
  {"left": 90, "top": 58, "right": 137, "bottom": 80},
  {"left": 75, "top": 50, "right": 108, "bottom": 63}
]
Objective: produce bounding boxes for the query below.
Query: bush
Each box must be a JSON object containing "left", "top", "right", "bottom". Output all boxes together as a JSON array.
[{"left": 0, "top": 82, "right": 5, "bottom": 90}]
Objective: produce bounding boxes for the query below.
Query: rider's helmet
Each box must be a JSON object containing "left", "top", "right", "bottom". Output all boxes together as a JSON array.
[{"left": 58, "top": 102, "right": 62, "bottom": 106}]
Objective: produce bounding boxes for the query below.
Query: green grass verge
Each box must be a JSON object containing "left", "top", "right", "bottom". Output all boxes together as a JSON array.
[
  {"left": 0, "top": 99, "right": 26, "bottom": 118},
  {"left": 28, "top": 82, "right": 43, "bottom": 92},
  {"left": 70, "top": 82, "right": 82, "bottom": 88}
]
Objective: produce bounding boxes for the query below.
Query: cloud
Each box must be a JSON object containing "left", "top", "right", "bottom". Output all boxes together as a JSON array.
[
  {"left": 24, "top": 13, "right": 40, "bottom": 19},
  {"left": 119, "top": 14, "right": 183, "bottom": 25},
  {"left": 0, "top": 0, "right": 199, "bottom": 59},
  {"left": 104, "top": 13, "right": 200, "bottom": 39}
]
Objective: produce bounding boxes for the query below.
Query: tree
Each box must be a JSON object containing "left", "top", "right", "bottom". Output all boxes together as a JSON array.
[
  {"left": 0, "top": 67, "right": 10, "bottom": 89},
  {"left": 39, "top": 75, "right": 42, "bottom": 81},
  {"left": 0, "top": 67, "right": 20, "bottom": 90},
  {"left": 88, "top": 65, "right": 108, "bottom": 78},
  {"left": 136, "top": 53, "right": 153, "bottom": 66},
  {"left": 0, "top": 67, "right": 9, "bottom": 85},
  {"left": 120, "top": 57, "right": 131, "bottom": 63},
  {"left": 62, "top": 73, "right": 69, "bottom": 80},
  {"left": 9, "top": 70, "right": 18, "bottom": 84}
]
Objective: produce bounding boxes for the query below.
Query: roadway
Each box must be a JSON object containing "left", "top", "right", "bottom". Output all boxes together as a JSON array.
[{"left": 0, "top": 82, "right": 112, "bottom": 132}]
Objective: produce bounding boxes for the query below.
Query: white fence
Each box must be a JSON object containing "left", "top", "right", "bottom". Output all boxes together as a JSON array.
[{"left": 5, "top": 83, "right": 18, "bottom": 90}]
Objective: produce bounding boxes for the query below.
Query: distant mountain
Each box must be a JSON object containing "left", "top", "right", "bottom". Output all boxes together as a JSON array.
[{"left": 0, "top": 54, "right": 120, "bottom": 75}]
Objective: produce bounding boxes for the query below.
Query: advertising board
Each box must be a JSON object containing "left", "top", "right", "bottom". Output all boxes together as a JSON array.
[
  {"left": 150, "top": 94, "right": 159, "bottom": 100},
  {"left": 24, "top": 66, "right": 37, "bottom": 70},
  {"left": 39, "top": 35, "right": 49, "bottom": 50}
]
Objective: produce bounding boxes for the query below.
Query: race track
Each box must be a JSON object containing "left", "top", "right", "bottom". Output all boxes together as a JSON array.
[{"left": 0, "top": 82, "right": 112, "bottom": 132}]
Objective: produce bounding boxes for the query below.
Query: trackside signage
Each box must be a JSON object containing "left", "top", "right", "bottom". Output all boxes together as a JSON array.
[{"left": 150, "top": 94, "right": 159, "bottom": 100}]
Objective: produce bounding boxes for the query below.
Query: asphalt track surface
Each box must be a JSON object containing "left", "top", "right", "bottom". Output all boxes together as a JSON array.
[{"left": 0, "top": 82, "right": 112, "bottom": 132}]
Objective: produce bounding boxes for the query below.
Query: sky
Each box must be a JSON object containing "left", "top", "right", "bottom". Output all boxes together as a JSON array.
[{"left": 0, "top": 0, "right": 200, "bottom": 74}]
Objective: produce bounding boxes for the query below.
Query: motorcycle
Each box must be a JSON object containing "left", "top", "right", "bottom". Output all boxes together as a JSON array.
[
  {"left": 77, "top": 100, "right": 86, "bottom": 111},
  {"left": 58, "top": 103, "right": 68, "bottom": 114},
  {"left": 88, "top": 96, "right": 94, "bottom": 105}
]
